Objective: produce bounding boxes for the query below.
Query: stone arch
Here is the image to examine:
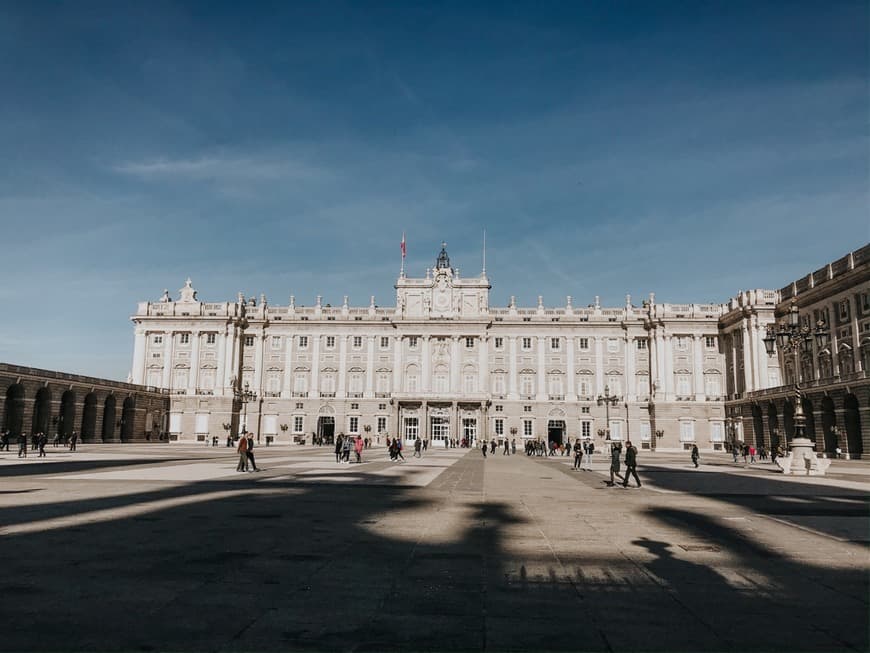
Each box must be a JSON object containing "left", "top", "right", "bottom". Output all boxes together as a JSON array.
[
  {"left": 801, "top": 396, "right": 816, "bottom": 444},
  {"left": 783, "top": 398, "right": 795, "bottom": 443},
  {"left": 3, "top": 384, "right": 26, "bottom": 437},
  {"left": 31, "top": 386, "right": 52, "bottom": 436},
  {"left": 81, "top": 393, "right": 98, "bottom": 441},
  {"left": 820, "top": 396, "right": 837, "bottom": 455},
  {"left": 751, "top": 404, "right": 765, "bottom": 448},
  {"left": 59, "top": 390, "right": 76, "bottom": 439},
  {"left": 120, "top": 397, "right": 135, "bottom": 441},
  {"left": 844, "top": 394, "right": 862, "bottom": 457},
  {"left": 767, "top": 401, "right": 780, "bottom": 451},
  {"left": 102, "top": 395, "right": 117, "bottom": 442}
]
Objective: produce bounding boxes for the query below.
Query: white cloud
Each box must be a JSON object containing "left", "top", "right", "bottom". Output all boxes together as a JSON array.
[{"left": 114, "top": 154, "right": 330, "bottom": 183}]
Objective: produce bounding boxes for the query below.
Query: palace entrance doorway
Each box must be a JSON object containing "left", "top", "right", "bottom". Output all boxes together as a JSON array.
[
  {"left": 317, "top": 416, "right": 335, "bottom": 444},
  {"left": 548, "top": 420, "right": 566, "bottom": 445}
]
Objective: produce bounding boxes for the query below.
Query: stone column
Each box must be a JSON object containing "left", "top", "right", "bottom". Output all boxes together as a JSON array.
[
  {"left": 756, "top": 321, "right": 770, "bottom": 388},
  {"left": 693, "top": 334, "right": 704, "bottom": 401},
  {"left": 478, "top": 335, "right": 488, "bottom": 393},
  {"left": 537, "top": 336, "right": 547, "bottom": 400},
  {"left": 664, "top": 335, "right": 675, "bottom": 398},
  {"left": 131, "top": 328, "right": 147, "bottom": 385},
  {"left": 281, "top": 334, "right": 294, "bottom": 398},
  {"left": 393, "top": 336, "right": 402, "bottom": 393},
  {"left": 161, "top": 330, "right": 174, "bottom": 389},
  {"left": 188, "top": 330, "right": 201, "bottom": 394},
  {"left": 252, "top": 331, "right": 265, "bottom": 393},
  {"left": 216, "top": 329, "right": 227, "bottom": 396},
  {"left": 422, "top": 335, "right": 431, "bottom": 393},
  {"left": 310, "top": 335, "right": 321, "bottom": 397},
  {"left": 750, "top": 317, "right": 762, "bottom": 390},
  {"left": 625, "top": 335, "right": 636, "bottom": 401},
  {"left": 594, "top": 336, "right": 604, "bottom": 397},
  {"left": 508, "top": 336, "right": 518, "bottom": 399},
  {"left": 649, "top": 330, "right": 659, "bottom": 398},
  {"left": 337, "top": 334, "right": 348, "bottom": 398},
  {"left": 365, "top": 336, "right": 375, "bottom": 398},
  {"left": 451, "top": 336, "right": 461, "bottom": 393},
  {"left": 566, "top": 335, "right": 576, "bottom": 401}
]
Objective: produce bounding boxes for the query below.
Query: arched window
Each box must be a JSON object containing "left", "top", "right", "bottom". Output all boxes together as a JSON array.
[
  {"left": 491, "top": 371, "right": 506, "bottom": 395},
  {"left": 462, "top": 365, "right": 477, "bottom": 394},
  {"left": 433, "top": 364, "right": 449, "bottom": 393},
  {"left": 405, "top": 364, "right": 420, "bottom": 393},
  {"left": 704, "top": 371, "right": 721, "bottom": 398}
]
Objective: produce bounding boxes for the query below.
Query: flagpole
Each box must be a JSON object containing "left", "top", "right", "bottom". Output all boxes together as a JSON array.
[
  {"left": 400, "top": 231, "right": 406, "bottom": 278},
  {"left": 482, "top": 228, "right": 486, "bottom": 276}
]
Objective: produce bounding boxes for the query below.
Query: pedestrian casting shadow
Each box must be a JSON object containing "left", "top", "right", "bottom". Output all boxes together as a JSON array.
[{"left": 0, "top": 455, "right": 867, "bottom": 652}]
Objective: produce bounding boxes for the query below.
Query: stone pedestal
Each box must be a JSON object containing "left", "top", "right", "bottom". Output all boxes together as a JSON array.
[{"left": 775, "top": 437, "right": 832, "bottom": 475}]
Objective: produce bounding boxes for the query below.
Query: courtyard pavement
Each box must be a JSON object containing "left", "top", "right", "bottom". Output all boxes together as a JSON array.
[{"left": 0, "top": 443, "right": 867, "bottom": 652}]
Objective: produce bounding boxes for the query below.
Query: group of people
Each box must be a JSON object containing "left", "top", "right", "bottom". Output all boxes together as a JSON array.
[
  {"left": 607, "top": 441, "right": 641, "bottom": 488},
  {"left": 730, "top": 443, "right": 783, "bottom": 465},
  {"left": 2, "top": 429, "right": 79, "bottom": 458},
  {"left": 572, "top": 439, "right": 596, "bottom": 470},
  {"left": 235, "top": 432, "right": 260, "bottom": 472},
  {"left": 334, "top": 433, "right": 365, "bottom": 463}
]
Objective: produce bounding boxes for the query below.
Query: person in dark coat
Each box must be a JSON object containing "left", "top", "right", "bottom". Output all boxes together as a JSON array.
[
  {"left": 691, "top": 444, "right": 700, "bottom": 468},
  {"left": 245, "top": 432, "right": 259, "bottom": 471},
  {"left": 622, "top": 441, "right": 641, "bottom": 488},
  {"left": 608, "top": 442, "right": 622, "bottom": 486},
  {"left": 38, "top": 432, "right": 47, "bottom": 457}
]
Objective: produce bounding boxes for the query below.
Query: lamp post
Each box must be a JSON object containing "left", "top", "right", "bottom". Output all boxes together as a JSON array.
[
  {"left": 597, "top": 384, "right": 620, "bottom": 441},
  {"left": 762, "top": 299, "right": 829, "bottom": 472},
  {"left": 234, "top": 381, "right": 257, "bottom": 438}
]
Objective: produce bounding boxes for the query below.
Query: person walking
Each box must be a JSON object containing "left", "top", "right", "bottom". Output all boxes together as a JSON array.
[
  {"left": 236, "top": 433, "right": 249, "bottom": 472},
  {"left": 245, "top": 432, "right": 260, "bottom": 471},
  {"left": 511, "top": 438, "right": 516, "bottom": 454},
  {"left": 335, "top": 434, "right": 343, "bottom": 463},
  {"left": 413, "top": 437, "right": 422, "bottom": 458},
  {"left": 608, "top": 442, "right": 622, "bottom": 486},
  {"left": 622, "top": 440, "right": 641, "bottom": 488},
  {"left": 342, "top": 435, "right": 352, "bottom": 462},
  {"left": 583, "top": 440, "right": 595, "bottom": 471},
  {"left": 38, "top": 432, "right": 47, "bottom": 458},
  {"left": 573, "top": 439, "right": 583, "bottom": 470},
  {"left": 69, "top": 431, "right": 78, "bottom": 452},
  {"left": 354, "top": 434, "right": 364, "bottom": 463},
  {"left": 482, "top": 441, "right": 487, "bottom": 458},
  {"left": 691, "top": 444, "right": 700, "bottom": 468},
  {"left": 749, "top": 446, "right": 756, "bottom": 464},
  {"left": 18, "top": 432, "right": 27, "bottom": 458},
  {"left": 395, "top": 438, "right": 405, "bottom": 461},
  {"left": 1, "top": 430, "right": 9, "bottom": 451}
]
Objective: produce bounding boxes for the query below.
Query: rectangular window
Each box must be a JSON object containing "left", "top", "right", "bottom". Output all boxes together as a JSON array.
[
  {"left": 581, "top": 421, "right": 591, "bottom": 439},
  {"left": 675, "top": 336, "right": 688, "bottom": 351},
  {"left": 408, "top": 336, "right": 418, "bottom": 349},
  {"left": 705, "top": 336, "right": 717, "bottom": 349},
  {"left": 640, "top": 422, "right": 651, "bottom": 442},
  {"left": 353, "top": 336, "right": 363, "bottom": 349},
  {"left": 153, "top": 335, "right": 163, "bottom": 345},
  {"left": 463, "top": 374, "right": 476, "bottom": 393},
  {"left": 494, "top": 418, "right": 504, "bottom": 436},
  {"left": 551, "top": 337, "right": 560, "bottom": 350},
  {"left": 380, "top": 336, "right": 390, "bottom": 348},
  {"left": 350, "top": 403, "right": 359, "bottom": 410},
  {"left": 349, "top": 417, "right": 359, "bottom": 434},
  {"left": 523, "top": 405, "right": 532, "bottom": 413},
  {"left": 206, "top": 333, "right": 216, "bottom": 345},
  {"left": 680, "top": 421, "right": 695, "bottom": 442},
  {"left": 326, "top": 336, "right": 335, "bottom": 349},
  {"left": 521, "top": 376, "right": 534, "bottom": 396},
  {"left": 378, "top": 403, "right": 387, "bottom": 410},
  {"left": 403, "top": 417, "right": 419, "bottom": 439},
  {"left": 271, "top": 336, "right": 282, "bottom": 349},
  {"left": 636, "top": 339, "right": 647, "bottom": 350},
  {"left": 607, "top": 338, "right": 618, "bottom": 353},
  {"left": 494, "top": 337, "right": 504, "bottom": 349},
  {"left": 293, "top": 416, "right": 304, "bottom": 433},
  {"left": 839, "top": 300, "right": 849, "bottom": 320},
  {"left": 466, "top": 337, "right": 474, "bottom": 348},
  {"left": 677, "top": 374, "right": 691, "bottom": 396},
  {"left": 710, "top": 422, "right": 724, "bottom": 442},
  {"left": 377, "top": 416, "right": 387, "bottom": 433},
  {"left": 495, "top": 404, "right": 503, "bottom": 412},
  {"left": 244, "top": 335, "right": 254, "bottom": 347},
  {"left": 581, "top": 406, "right": 590, "bottom": 414},
  {"left": 523, "top": 419, "right": 533, "bottom": 437},
  {"left": 298, "top": 336, "right": 308, "bottom": 348},
  {"left": 578, "top": 338, "right": 589, "bottom": 350},
  {"left": 522, "top": 337, "right": 532, "bottom": 350},
  {"left": 578, "top": 379, "right": 591, "bottom": 397},
  {"left": 492, "top": 374, "right": 506, "bottom": 395},
  {"left": 295, "top": 402, "right": 304, "bottom": 409},
  {"left": 705, "top": 375, "right": 721, "bottom": 397},
  {"left": 180, "top": 333, "right": 190, "bottom": 345},
  {"left": 610, "top": 422, "right": 623, "bottom": 441}
]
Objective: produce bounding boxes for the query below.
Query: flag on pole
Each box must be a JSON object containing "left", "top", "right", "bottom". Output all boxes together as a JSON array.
[{"left": 400, "top": 232, "right": 406, "bottom": 258}]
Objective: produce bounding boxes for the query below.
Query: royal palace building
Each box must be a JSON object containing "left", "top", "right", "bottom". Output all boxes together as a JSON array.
[{"left": 127, "top": 243, "right": 870, "bottom": 455}]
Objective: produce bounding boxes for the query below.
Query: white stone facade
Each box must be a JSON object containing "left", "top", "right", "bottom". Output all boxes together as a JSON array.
[{"left": 130, "top": 245, "right": 760, "bottom": 451}]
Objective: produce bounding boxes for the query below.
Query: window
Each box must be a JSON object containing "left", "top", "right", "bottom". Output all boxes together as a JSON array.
[
  {"left": 466, "top": 337, "right": 474, "bottom": 348},
  {"left": 353, "top": 336, "right": 363, "bottom": 349},
  {"left": 523, "top": 419, "right": 534, "bottom": 437},
  {"left": 581, "top": 421, "right": 591, "bottom": 439},
  {"left": 839, "top": 300, "right": 849, "bottom": 320},
  {"left": 862, "top": 293, "right": 870, "bottom": 312},
  {"left": 403, "top": 417, "right": 419, "bottom": 439},
  {"left": 433, "top": 368, "right": 449, "bottom": 393},
  {"left": 349, "top": 373, "right": 363, "bottom": 395},
  {"left": 494, "top": 337, "right": 504, "bottom": 349},
  {"left": 609, "top": 421, "right": 623, "bottom": 441},
  {"left": 293, "top": 375, "right": 308, "bottom": 393},
  {"left": 637, "top": 375, "right": 650, "bottom": 397},
  {"left": 520, "top": 375, "right": 534, "bottom": 396},
  {"left": 295, "top": 402, "right": 303, "bottom": 409},
  {"left": 675, "top": 336, "right": 688, "bottom": 351},
  {"left": 578, "top": 378, "right": 591, "bottom": 397},
  {"left": 492, "top": 373, "right": 506, "bottom": 395},
  {"left": 463, "top": 373, "right": 477, "bottom": 393},
  {"left": 710, "top": 422, "right": 724, "bottom": 442},
  {"left": 523, "top": 405, "right": 532, "bottom": 413},
  {"left": 380, "top": 336, "right": 390, "bottom": 348},
  {"left": 407, "top": 372, "right": 419, "bottom": 392},
  {"left": 376, "top": 373, "right": 390, "bottom": 394},
  {"left": 676, "top": 374, "right": 691, "bottom": 396},
  {"left": 408, "top": 336, "right": 418, "bottom": 349},
  {"left": 521, "top": 337, "right": 532, "bottom": 350},
  {"left": 705, "top": 374, "right": 721, "bottom": 397},
  {"left": 244, "top": 335, "right": 254, "bottom": 347},
  {"left": 351, "top": 403, "right": 359, "bottom": 410},
  {"left": 640, "top": 422, "right": 651, "bottom": 442},
  {"left": 153, "top": 335, "right": 163, "bottom": 345},
  {"left": 298, "top": 336, "right": 308, "bottom": 348},
  {"left": 378, "top": 403, "right": 387, "bottom": 411},
  {"left": 377, "top": 416, "right": 387, "bottom": 433},
  {"left": 494, "top": 418, "right": 504, "bottom": 436},
  {"left": 636, "top": 339, "right": 647, "bottom": 350},
  {"left": 607, "top": 338, "right": 618, "bottom": 353},
  {"left": 548, "top": 375, "right": 563, "bottom": 397},
  {"left": 326, "top": 336, "right": 335, "bottom": 349},
  {"left": 271, "top": 336, "right": 282, "bottom": 349},
  {"left": 180, "top": 333, "right": 190, "bottom": 345},
  {"left": 293, "top": 416, "right": 304, "bottom": 433},
  {"left": 680, "top": 421, "right": 695, "bottom": 442},
  {"left": 705, "top": 336, "right": 717, "bottom": 349},
  {"left": 320, "top": 374, "right": 336, "bottom": 394},
  {"left": 578, "top": 338, "right": 589, "bottom": 350},
  {"left": 581, "top": 406, "right": 590, "bottom": 414},
  {"left": 495, "top": 404, "right": 503, "bottom": 412},
  {"left": 206, "top": 333, "right": 216, "bottom": 345},
  {"left": 551, "top": 337, "right": 560, "bottom": 350},
  {"left": 607, "top": 376, "right": 621, "bottom": 396},
  {"left": 349, "top": 417, "right": 359, "bottom": 434}
]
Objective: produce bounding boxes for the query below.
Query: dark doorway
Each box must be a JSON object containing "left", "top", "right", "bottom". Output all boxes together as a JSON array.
[
  {"left": 3, "top": 384, "right": 25, "bottom": 436},
  {"left": 121, "top": 397, "right": 135, "bottom": 441},
  {"left": 102, "top": 395, "right": 116, "bottom": 442},
  {"left": 81, "top": 393, "right": 98, "bottom": 441},
  {"left": 317, "top": 416, "right": 335, "bottom": 444},
  {"left": 547, "top": 420, "right": 565, "bottom": 446},
  {"left": 60, "top": 390, "right": 76, "bottom": 440},
  {"left": 32, "top": 387, "right": 52, "bottom": 436},
  {"left": 751, "top": 404, "right": 765, "bottom": 448},
  {"left": 844, "top": 394, "right": 862, "bottom": 458},
  {"left": 767, "top": 402, "right": 780, "bottom": 451},
  {"left": 783, "top": 399, "right": 795, "bottom": 443},
  {"left": 821, "top": 396, "right": 837, "bottom": 455}
]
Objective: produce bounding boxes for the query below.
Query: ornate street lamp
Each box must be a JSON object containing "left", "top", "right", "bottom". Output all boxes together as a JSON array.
[
  {"left": 597, "top": 384, "right": 620, "bottom": 441},
  {"left": 762, "top": 300, "right": 829, "bottom": 470},
  {"left": 234, "top": 381, "right": 257, "bottom": 438}
]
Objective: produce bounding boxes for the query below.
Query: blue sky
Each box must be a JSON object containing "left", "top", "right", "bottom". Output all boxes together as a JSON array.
[{"left": 1, "top": 0, "right": 868, "bottom": 380}]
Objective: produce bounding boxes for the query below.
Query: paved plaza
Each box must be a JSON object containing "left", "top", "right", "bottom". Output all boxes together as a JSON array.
[{"left": 1, "top": 443, "right": 867, "bottom": 652}]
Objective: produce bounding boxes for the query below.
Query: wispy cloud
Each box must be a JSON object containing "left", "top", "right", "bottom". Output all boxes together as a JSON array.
[{"left": 114, "top": 154, "right": 330, "bottom": 183}]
